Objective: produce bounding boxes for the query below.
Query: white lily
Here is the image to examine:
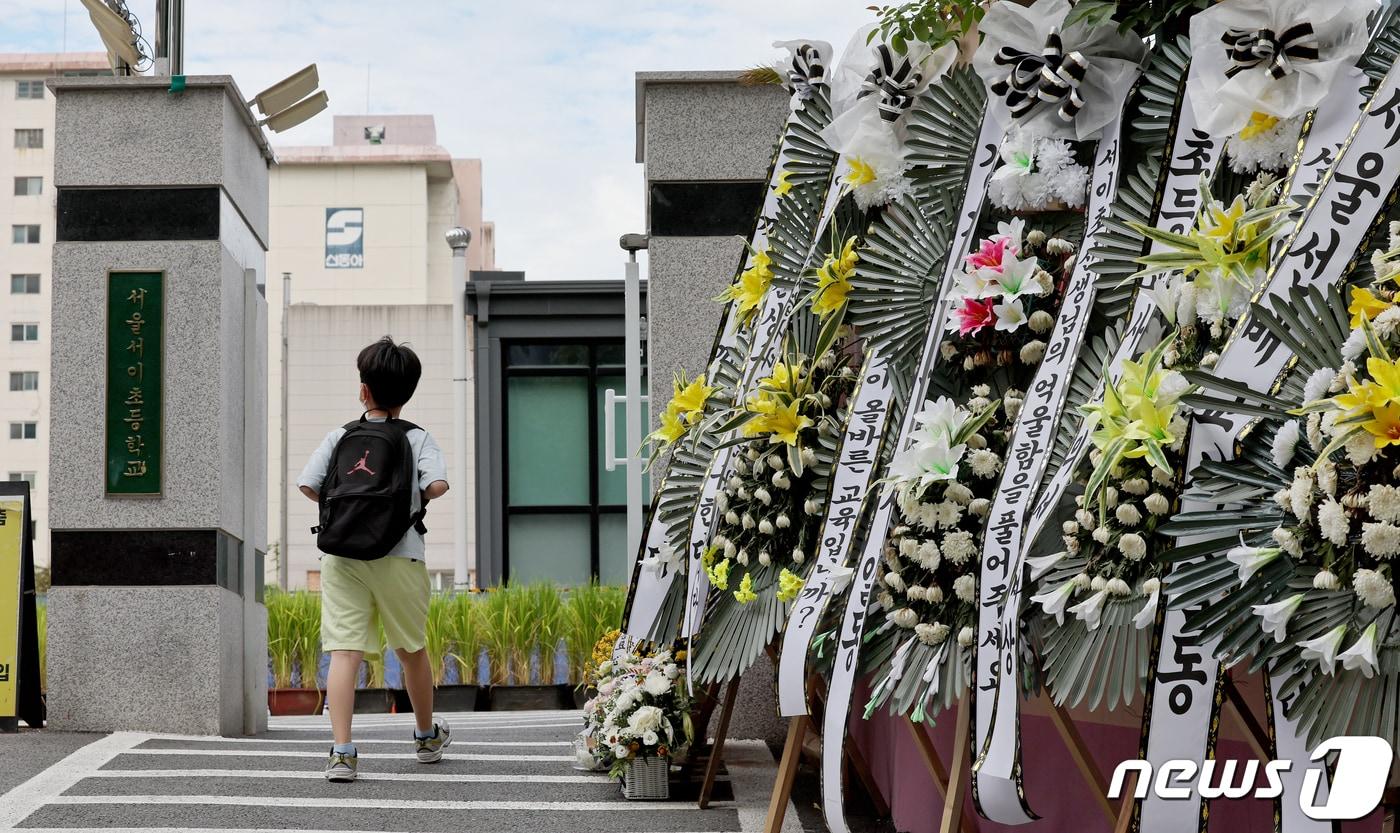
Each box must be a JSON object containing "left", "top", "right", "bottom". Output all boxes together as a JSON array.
[
  {"left": 1251, "top": 594, "right": 1305, "bottom": 644},
  {"left": 641, "top": 541, "right": 681, "bottom": 577},
  {"left": 1031, "top": 581, "right": 1076, "bottom": 626},
  {"left": 1069, "top": 589, "right": 1110, "bottom": 631},
  {"left": 986, "top": 253, "right": 1046, "bottom": 302},
  {"left": 1299, "top": 625, "right": 1348, "bottom": 675},
  {"left": 889, "top": 438, "right": 966, "bottom": 489},
  {"left": 992, "top": 298, "right": 1028, "bottom": 333},
  {"left": 995, "top": 217, "right": 1025, "bottom": 252},
  {"left": 1340, "top": 622, "right": 1380, "bottom": 679},
  {"left": 1133, "top": 583, "right": 1160, "bottom": 630},
  {"left": 911, "top": 396, "right": 968, "bottom": 446},
  {"left": 1145, "top": 273, "right": 1184, "bottom": 326},
  {"left": 828, "top": 562, "right": 855, "bottom": 594},
  {"left": 1226, "top": 544, "right": 1282, "bottom": 585},
  {"left": 1026, "top": 550, "right": 1067, "bottom": 581}
]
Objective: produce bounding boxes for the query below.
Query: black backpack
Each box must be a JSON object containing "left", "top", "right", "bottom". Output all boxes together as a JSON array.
[{"left": 312, "top": 414, "right": 428, "bottom": 560}]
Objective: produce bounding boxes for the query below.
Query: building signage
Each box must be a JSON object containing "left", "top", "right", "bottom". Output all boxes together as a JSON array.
[
  {"left": 105, "top": 272, "right": 164, "bottom": 496},
  {"left": 0, "top": 494, "right": 20, "bottom": 718},
  {"left": 325, "top": 207, "right": 364, "bottom": 269}
]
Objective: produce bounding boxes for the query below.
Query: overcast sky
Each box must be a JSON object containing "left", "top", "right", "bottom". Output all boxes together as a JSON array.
[{"left": 5, "top": 1, "right": 873, "bottom": 279}]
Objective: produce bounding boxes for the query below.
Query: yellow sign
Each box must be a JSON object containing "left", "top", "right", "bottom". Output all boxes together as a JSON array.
[{"left": 0, "top": 498, "right": 21, "bottom": 717}]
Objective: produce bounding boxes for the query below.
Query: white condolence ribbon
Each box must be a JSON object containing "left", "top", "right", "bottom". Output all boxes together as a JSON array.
[
  {"left": 819, "top": 109, "right": 1004, "bottom": 833},
  {"left": 1142, "top": 62, "right": 1380, "bottom": 833},
  {"left": 969, "top": 103, "right": 1132, "bottom": 826},
  {"left": 778, "top": 354, "right": 893, "bottom": 716}
]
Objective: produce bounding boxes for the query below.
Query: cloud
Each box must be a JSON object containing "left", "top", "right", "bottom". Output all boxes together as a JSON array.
[{"left": 6, "top": 1, "right": 872, "bottom": 278}]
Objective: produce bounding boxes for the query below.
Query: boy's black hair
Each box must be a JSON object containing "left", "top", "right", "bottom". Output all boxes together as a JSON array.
[{"left": 357, "top": 336, "right": 421, "bottom": 410}]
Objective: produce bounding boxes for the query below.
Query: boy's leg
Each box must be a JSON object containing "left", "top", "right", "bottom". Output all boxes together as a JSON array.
[
  {"left": 395, "top": 646, "right": 434, "bottom": 734},
  {"left": 327, "top": 650, "right": 364, "bottom": 745}
]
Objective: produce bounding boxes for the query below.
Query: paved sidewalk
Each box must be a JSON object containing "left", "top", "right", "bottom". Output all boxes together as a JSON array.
[{"left": 0, "top": 710, "right": 804, "bottom": 832}]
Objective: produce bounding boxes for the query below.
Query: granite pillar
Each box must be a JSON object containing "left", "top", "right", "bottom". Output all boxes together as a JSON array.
[{"left": 45, "top": 76, "right": 271, "bottom": 736}]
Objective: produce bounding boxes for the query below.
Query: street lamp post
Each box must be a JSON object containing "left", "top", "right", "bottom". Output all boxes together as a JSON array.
[
  {"left": 619, "top": 233, "right": 648, "bottom": 577},
  {"left": 447, "top": 227, "right": 473, "bottom": 589}
]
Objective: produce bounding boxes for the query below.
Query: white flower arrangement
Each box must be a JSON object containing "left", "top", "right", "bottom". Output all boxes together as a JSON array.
[
  {"left": 1224, "top": 114, "right": 1305, "bottom": 174},
  {"left": 580, "top": 644, "right": 694, "bottom": 779},
  {"left": 988, "top": 129, "right": 1090, "bottom": 212}
]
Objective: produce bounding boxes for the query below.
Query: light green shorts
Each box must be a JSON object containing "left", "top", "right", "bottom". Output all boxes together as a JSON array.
[{"left": 320, "top": 555, "right": 430, "bottom": 654}]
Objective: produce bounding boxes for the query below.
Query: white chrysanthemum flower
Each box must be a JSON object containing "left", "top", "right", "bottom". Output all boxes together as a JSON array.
[
  {"left": 1106, "top": 577, "right": 1131, "bottom": 597},
  {"left": 1376, "top": 306, "right": 1400, "bottom": 339},
  {"left": 1271, "top": 421, "right": 1301, "bottom": 470},
  {"left": 1062, "top": 520, "right": 1081, "bottom": 536},
  {"left": 968, "top": 449, "right": 1001, "bottom": 478},
  {"left": 741, "top": 513, "right": 756, "bottom": 530},
  {"left": 1303, "top": 368, "right": 1336, "bottom": 404},
  {"left": 1031, "top": 581, "right": 1075, "bottom": 625},
  {"left": 1346, "top": 431, "right": 1379, "bottom": 466},
  {"left": 1029, "top": 310, "right": 1055, "bottom": 333},
  {"left": 1300, "top": 625, "right": 1348, "bottom": 675},
  {"left": 941, "top": 530, "right": 975, "bottom": 565},
  {"left": 944, "top": 482, "right": 974, "bottom": 505},
  {"left": 925, "top": 585, "right": 944, "bottom": 604},
  {"left": 1225, "top": 115, "right": 1304, "bottom": 174},
  {"left": 953, "top": 574, "right": 977, "bottom": 603},
  {"left": 1342, "top": 327, "right": 1368, "bottom": 360},
  {"left": 1091, "top": 575, "right": 1108, "bottom": 592},
  {"left": 1118, "top": 532, "right": 1147, "bottom": 561},
  {"left": 1313, "top": 569, "right": 1341, "bottom": 591},
  {"left": 776, "top": 513, "right": 791, "bottom": 529},
  {"left": 1339, "top": 622, "right": 1380, "bottom": 679},
  {"left": 877, "top": 591, "right": 895, "bottom": 611},
  {"left": 1369, "top": 485, "right": 1400, "bottom": 523},
  {"left": 1289, "top": 469, "right": 1315, "bottom": 523},
  {"left": 1272, "top": 527, "right": 1303, "bottom": 558},
  {"left": 1092, "top": 526, "right": 1111, "bottom": 545},
  {"left": 1071, "top": 572, "right": 1092, "bottom": 591},
  {"left": 958, "top": 626, "right": 975, "bottom": 647},
  {"left": 1354, "top": 568, "right": 1396, "bottom": 608},
  {"left": 792, "top": 547, "right": 806, "bottom": 564},
  {"left": 758, "top": 519, "right": 775, "bottom": 535},
  {"left": 906, "top": 585, "right": 925, "bottom": 602},
  {"left": 1116, "top": 503, "right": 1143, "bottom": 527},
  {"left": 1316, "top": 458, "right": 1337, "bottom": 497},
  {"left": 1144, "top": 493, "right": 1171, "bottom": 516},
  {"left": 916, "top": 541, "right": 941, "bottom": 570},
  {"left": 1319, "top": 499, "right": 1350, "bottom": 547},
  {"left": 1019, "top": 340, "right": 1047, "bottom": 364},
  {"left": 1075, "top": 508, "right": 1096, "bottom": 531},
  {"left": 915, "top": 622, "right": 951, "bottom": 646},
  {"left": 1252, "top": 593, "right": 1304, "bottom": 643},
  {"left": 899, "top": 538, "right": 918, "bottom": 558},
  {"left": 891, "top": 608, "right": 919, "bottom": 629},
  {"left": 755, "top": 487, "right": 772, "bottom": 506},
  {"left": 1152, "top": 467, "right": 1175, "bottom": 487},
  {"left": 883, "top": 571, "right": 906, "bottom": 593},
  {"left": 931, "top": 501, "right": 963, "bottom": 528},
  {"left": 1105, "top": 486, "right": 1120, "bottom": 508},
  {"left": 1120, "top": 478, "right": 1149, "bottom": 496},
  {"left": 1362, "top": 522, "right": 1400, "bottom": 559}
]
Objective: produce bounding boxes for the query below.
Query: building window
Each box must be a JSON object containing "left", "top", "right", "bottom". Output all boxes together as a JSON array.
[
  {"left": 13, "top": 177, "right": 41, "bottom": 196},
  {"left": 11, "top": 225, "right": 40, "bottom": 244},
  {"left": 306, "top": 570, "right": 321, "bottom": 591},
  {"left": 9, "top": 422, "right": 37, "bottom": 440},
  {"left": 10, "top": 323, "right": 38, "bottom": 342},
  {"left": 15, "top": 80, "right": 44, "bottom": 100},
  {"left": 7, "top": 472, "right": 37, "bottom": 490},
  {"left": 501, "top": 341, "right": 649, "bottom": 585},
  {"left": 9, "top": 372, "right": 38, "bottom": 392},
  {"left": 14, "top": 129, "right": 43, "bottom": 149},
  {"left": 10, "top": 274, "right": 39, "bottom": 295}
]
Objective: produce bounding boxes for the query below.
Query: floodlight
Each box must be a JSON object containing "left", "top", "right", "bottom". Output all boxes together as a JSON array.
[
  {"left": 248, "top": 64, "right": 319, "bottom": 117},
  {"left": 79, "top": 0, "right": 141, "bottom": 68},
  {"left": 262, "top": 90, "right": 329, "bottom": 133}
]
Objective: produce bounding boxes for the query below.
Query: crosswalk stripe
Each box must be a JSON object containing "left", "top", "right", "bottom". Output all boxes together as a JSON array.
[
  {"left": 116, "top": 749, "right": 573, "bottom": 762},
  {"left": 77, "top": 768, "right": 614, "bottom": 784},
  {"left": 46, "top": 795, "right": 719, "bottom": 812},
  {"left": 0, "top": 732, "right": 146, "bottom": 827},
  {"left": 135, "top": 736, "right": 570, "bottom": 747}
]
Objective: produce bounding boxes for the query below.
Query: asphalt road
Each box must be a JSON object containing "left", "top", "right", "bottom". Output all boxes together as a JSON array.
[{"left": 0, "top": 710, "right": 801, "bottom": 833}]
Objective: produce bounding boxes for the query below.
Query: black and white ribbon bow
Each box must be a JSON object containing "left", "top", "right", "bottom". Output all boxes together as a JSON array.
[
  {"left": 1222, "top": 22, "right": 1319, "bottom": 79},
  {"left": 787, "top": 43, "right": 827, "bottom": 93},
  {"left": 990, "top": 30, "right": 1088, "bottom": 123},
  {"left": 857, "top": 44, "right": 923, "bottom": 122}
]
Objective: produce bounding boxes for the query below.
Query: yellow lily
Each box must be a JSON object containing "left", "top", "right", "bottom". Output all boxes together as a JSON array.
[
  {"left": 719, "top": 249, "right": 774, "bottom": 324},
  {"left": 1363, "top": 401, "right": 1400, "bottom": 448},
  {"left": 811, "top": 237, "right": 859, "bottom": 319},
  {"left": 1350, "top": 286, "right": 1393, "bottom": 330},
  {"left": 845, "top": 157, "right": 877, "bottom": 188},
  {"left": 745, "top": 399, "right": 813, "bottom": 446},
  {"left": 650, "top": 404, "right": 688, "bottom": 445},
  {"left": 671, "top": 373, "right": 716, "bottom": 419},
  {"left": 1239, "top": 111, "right": 1280, "bottom": 141},
  {"left": 1200, "top": 194, "right": 1247, "bottom": 245},
  {"left": 759, "top": 362, "right": 803, "bottom": 395},
  {"left": 774, "top": 170, "right": 794, "bottom": 197}
]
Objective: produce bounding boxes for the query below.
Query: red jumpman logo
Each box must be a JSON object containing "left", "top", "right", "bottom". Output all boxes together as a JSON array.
[{"left": 347, "top": 450, "right": 376, "bottom": 477}]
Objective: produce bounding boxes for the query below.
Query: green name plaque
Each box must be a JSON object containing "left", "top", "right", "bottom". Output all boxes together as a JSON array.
[{"left": 105, "top": 272, "right": 164, "bottom": 496}]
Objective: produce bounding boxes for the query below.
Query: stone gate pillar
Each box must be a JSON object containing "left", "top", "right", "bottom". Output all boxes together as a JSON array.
[{"left": 45, "top": 75, "right": 270, "bottom": 735}]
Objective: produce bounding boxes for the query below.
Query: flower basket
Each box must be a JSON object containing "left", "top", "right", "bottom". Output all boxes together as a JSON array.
[{"left": 622, "top": 755, "right": 669, "bottom": 800}]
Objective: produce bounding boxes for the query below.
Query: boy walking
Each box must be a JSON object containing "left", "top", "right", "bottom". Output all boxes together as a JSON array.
[{"left": 298, "top": 337, "right": 452, "bottom": 782}]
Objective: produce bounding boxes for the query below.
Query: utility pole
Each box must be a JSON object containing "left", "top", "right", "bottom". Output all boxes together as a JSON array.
[
  {"left": 280, "top": 272, "right": 290, "bottom": 590},
  {"left": 447, "top": 228, "right": 473, "bottom": 589}
]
